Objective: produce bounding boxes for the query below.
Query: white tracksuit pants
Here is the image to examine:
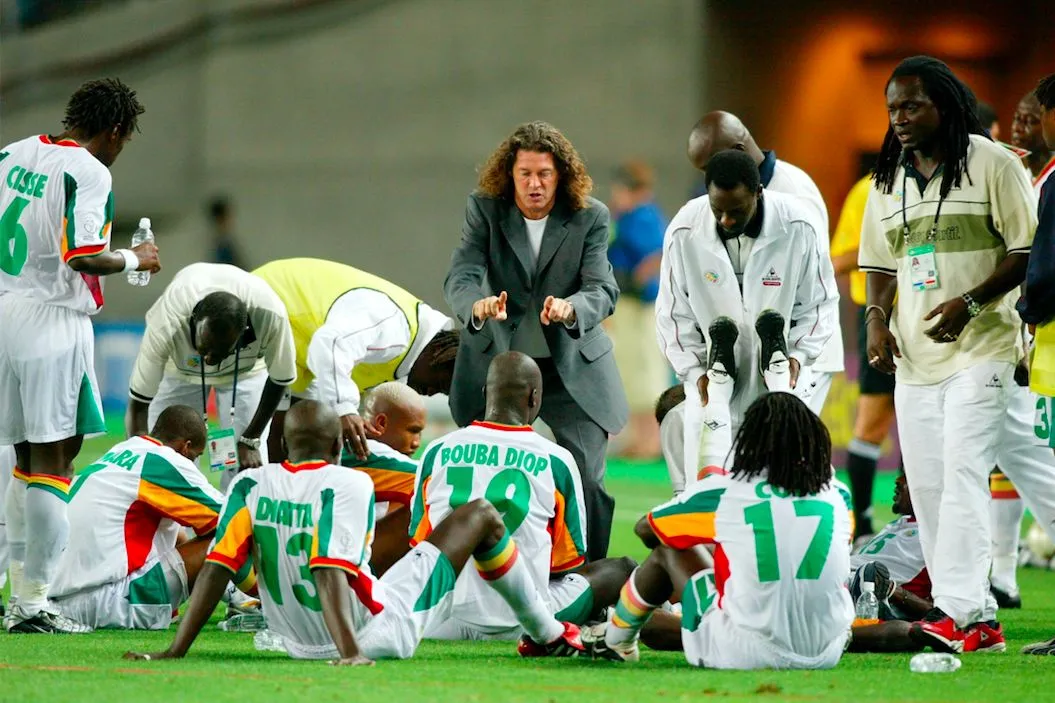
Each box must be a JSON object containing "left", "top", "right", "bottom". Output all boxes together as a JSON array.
[{"left": 895, "top": 360, "right": 1013, "bottom": 626}]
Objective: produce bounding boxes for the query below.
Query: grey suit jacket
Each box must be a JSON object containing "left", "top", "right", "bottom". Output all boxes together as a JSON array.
[{"left": 444, "top": 193, "right": 629, "bottom": 434}]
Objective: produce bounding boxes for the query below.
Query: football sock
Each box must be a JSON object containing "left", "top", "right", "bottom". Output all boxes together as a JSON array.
[
  {"left": 5, "top": 468, "right": 28, "bottom": 599},
  {"left": 22, "top": 473, "right": 72, "bottom": 614},
  {"left": 606, "top": 569, "right": 658, "bottom": 649},
  {"left": 762, "top": 354, "right": 791, "bottom": 392},
  {"left": 700, "top": 367, "right": 734, "bottom": 474},
  {"left": 847, "top": 439, "right": 881, "bottom": 536},
  {"left": 989, "top": 471, "right": 1024, "bottom": 594},
  {"left": 475, "top": 530, "right": 563, "bottom": 644}
]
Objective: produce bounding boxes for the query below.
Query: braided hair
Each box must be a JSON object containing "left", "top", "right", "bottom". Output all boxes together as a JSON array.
[
  {"left": 1036, "top": 73, "right": 1055, "bottom": 110},
  {"left": 63, "top": 78, "right": 144, "bottom": 138},
  {"left": 728, "top": 392, "right": 832, "bottom": 497},
  {"left": 873, "top": 56, "right": 988, "bottom": 198}
]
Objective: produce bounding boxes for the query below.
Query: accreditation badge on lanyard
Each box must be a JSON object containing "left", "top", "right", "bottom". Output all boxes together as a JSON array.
[
  {"left": 202, "top": 347, "right": 242, "bottom": 473},
  {"left": 908, "top": 242, "right": 940, "bottom": 291}
]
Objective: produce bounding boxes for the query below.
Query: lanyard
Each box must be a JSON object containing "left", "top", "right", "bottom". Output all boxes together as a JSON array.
[
  {"left": 200, "top": 345, "right": 240, "bottom": 425},
  {"left": 901, "top": 167, "right": 946, "bottom": 243}
]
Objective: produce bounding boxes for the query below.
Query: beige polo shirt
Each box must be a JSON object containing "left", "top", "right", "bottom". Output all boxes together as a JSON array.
[{"left": 858, "top": 135, "right": 1038, "bottom": 385}]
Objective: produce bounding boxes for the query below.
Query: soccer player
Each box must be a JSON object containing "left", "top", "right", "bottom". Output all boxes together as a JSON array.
[
  {"left": 0, "top": 78, "right": 160, "bottom": 633},
  {"left": 48, "top": 406, "right": 236, "bottom": 630},
  {"left": 124, "top": 263, "right": 297, "bottom": 486},
  {"left": 0, "top": 445, "right": 12, "bottom": 616},
  {"left": 686, "top": 110, "right": 843, "bottom": 416},
  {"left": 582, "top": 392, "right": 853, "bottom": 669},
  {"left": 655, "top": 385, "right": 688, "bottom": 495},
  {"left": 341, "top": 382, "right": 424, "bottom": 575},
  {"left": 409, "top": 352, "right": 635, "bottom": 641},
  {"left": 655, "top": 149, "right": 836, "bottom": 483},
  {"left": 252, "top": 258, "right": 459, "bottom": 462},
  {"left": 861, "top": 56, "right": 1037, "bottom": 652},
  {"left": 124, "top": 400, "right": 583, "bottom": 663}
]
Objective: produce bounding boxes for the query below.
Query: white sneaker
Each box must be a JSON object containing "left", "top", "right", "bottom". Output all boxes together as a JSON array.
[
  {"left": 580, "top": 621, "right": 640, "bottom": 662},
  {"left": 5, "top": 603, "right": 93, "bottom": 634}
]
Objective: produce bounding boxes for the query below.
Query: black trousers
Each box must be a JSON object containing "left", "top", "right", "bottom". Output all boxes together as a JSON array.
[{"left": 535, "top": 358, "right": 614, "bottom": 561}]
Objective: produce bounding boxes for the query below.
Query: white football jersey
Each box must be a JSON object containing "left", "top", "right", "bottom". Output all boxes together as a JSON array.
[
  {"left": 410, "top": 421, "right": 587, "bottom": 631},
  {"left": 648, "top": 471, "right": 854, "bottom": 656},
  {"left": 207, "top": 460, "right": 384, "bottom": 655},
  {"left": 0, "top": 136, "right": 115, "bottom": 314},
  {"left": 52, "top": 436, "right": 224, "bottom": 599},
  {"left": 851, "top": 515, "right": 930, "bottom": 598}
]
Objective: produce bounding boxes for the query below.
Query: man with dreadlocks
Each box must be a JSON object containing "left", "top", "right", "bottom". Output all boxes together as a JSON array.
[
  {"left": 253, "top": 258, "right": 460, "bottom": 463},
  {"left": 859, "top": 56, "right": 1038, "bottom": 654},
  {"left": 0, "top": 78, "right": 160, "bottom": 634},
  {"left": 581, "top": 392, "right": 854, "bottom": 668}
]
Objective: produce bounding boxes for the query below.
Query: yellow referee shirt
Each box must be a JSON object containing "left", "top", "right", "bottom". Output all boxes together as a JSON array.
[{"left": 830, "top": 175, "right": 872, "bottom": 307}]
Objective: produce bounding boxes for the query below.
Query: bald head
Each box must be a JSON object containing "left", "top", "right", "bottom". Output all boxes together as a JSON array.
[
  {"left": 284, "top": 400, "right": 342, "bottom": 464},
  {"left": 362, "top": 382, "right": 427, "bottom": 456},
  {"left": 484, "top": 351, "right": 543, "bottom": 426},
  {"left": 687, "top": 111, "right": 764, "bottom": 173},
  {"left": 151, "top": 404, "right": 207, "bottom": 462}
]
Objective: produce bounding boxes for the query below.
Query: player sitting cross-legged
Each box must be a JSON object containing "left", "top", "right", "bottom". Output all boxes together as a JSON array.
[
  {"left": 125, "top": 399, "right": 583, "bottom": 664},
  {"left": 46, "top": 405, "right": 250, "bottom": 630},
  {"left": 411, "top": 351, "right": 635, "bottom": 644},
  {"left": 582, "top": 392, "right": 854, "bottom": 669}
]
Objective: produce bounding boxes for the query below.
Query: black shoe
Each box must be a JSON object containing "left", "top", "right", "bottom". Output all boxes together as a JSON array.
[
  {"left": 707, "top": 317, "right": 739, "bottom": 379},
  {"left": 859, "top": 561, "right": 894, "bottom": 601},
  {"left": 991, "top": 585, "right": 1022, "bottom": 609},
  {"left": 1022, "top": 636, "right": 1055, "bottom": 655},
  {"left": 755, "top": 309, "right": 789, "bottom": 375}
]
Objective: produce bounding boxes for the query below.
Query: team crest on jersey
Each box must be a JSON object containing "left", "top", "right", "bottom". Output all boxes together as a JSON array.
[
  {"left": 762, "top": 268, "right": 782, "bottom": 287},
  {"left": 82, "top": 217, "right": 98, "bottom": 234},
  {"left": 704, "top": 270, "right": 720, "bottom": 284},
  {"left": 186, "top": 356, "right": 201, "bottom": 369}
]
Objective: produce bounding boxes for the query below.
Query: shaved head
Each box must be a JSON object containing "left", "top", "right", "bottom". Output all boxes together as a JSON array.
[
  {"left": 484, "top": 351, "right": 543, "bottom": 426},
  {"left": 283, "top": 400, "right": 342, "bottom": 463},
  {"left": 362, "top": 382, "right": 427, "bottom": 456},
  {"left": 687, "top": 111, "right": 764, "bottom": 173}
]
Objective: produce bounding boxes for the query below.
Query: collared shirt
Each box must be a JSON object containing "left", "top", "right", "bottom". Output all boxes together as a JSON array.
[
  {"left": 859, "top": 135, "right": 1037, "bottom": 385},
  {"left": 717, "top": 198, "right": 765, "bottom": 290}
]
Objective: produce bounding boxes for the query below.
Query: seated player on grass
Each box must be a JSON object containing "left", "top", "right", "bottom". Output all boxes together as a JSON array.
[
  {"left": 582, "top": 392, "right": 854, "bottom": 669},
  {"left": 45, "top": 406, "right": 255, "bottom": 630},
  {"left": 410, "top": 352, "right": 635, "bottom": 643},
  {"left": 125, "top": 399, "right": 583, "bottom": 664},
  {"left": 844, "top": 474, "right": 931, "bottom": 653},
  {"left": 655, "top": 385, "right": 687, "bottom": 496},
  {"left": 340, "top": 382, "right": 424, "bottom": 576}
]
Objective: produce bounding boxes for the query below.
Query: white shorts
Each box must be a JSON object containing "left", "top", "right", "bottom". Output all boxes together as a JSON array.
[
  {"left": 281, "top": 542, "right": 457, "bottom": 660},
  {"left": 53, "top": 548, "right": 187, "bottom": 630},
  {"left": 680, "top": 570, "right": 848, "bottom": 670},
  {"left": 423, "top": 572, "right": 593, "bottom": 641},
  {"left": 0, "top": 298, "right": 104, "bottom": 444}
]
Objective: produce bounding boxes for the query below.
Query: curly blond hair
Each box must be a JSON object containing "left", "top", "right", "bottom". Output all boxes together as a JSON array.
[{"left": 476, "top": 121, "right": 593, "bottom": 211}]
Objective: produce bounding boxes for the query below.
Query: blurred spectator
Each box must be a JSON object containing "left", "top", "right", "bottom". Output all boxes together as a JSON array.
[
  {"left": 606, "top": 160, "right": 668, "bottom": 459},
  {"left": 977, "top": 102, "right": 1000, "bottom": 142},
  {"left": 207, "top": 195, "right": 245, "bottom": 269}
]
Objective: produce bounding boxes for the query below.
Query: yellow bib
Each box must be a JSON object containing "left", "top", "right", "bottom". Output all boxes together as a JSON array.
[
  {"left": 253, "top": 258, "right": 421, "bottom": 395},
  {"left": 1031, "top": 321, "right": 1055, "bottom": 397}
]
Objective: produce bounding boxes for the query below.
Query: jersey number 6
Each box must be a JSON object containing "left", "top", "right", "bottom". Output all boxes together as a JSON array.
[{"left": 0, "top": 197, "right": 30, "bottom": 276}]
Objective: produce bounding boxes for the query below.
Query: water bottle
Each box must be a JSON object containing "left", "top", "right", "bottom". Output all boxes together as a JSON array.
[
  {"left": 910, "top": 653, "right": 962, "bottom": 673},
  {"left": 217, "top": 612, "right": 268, "bottom": 632},
  {"left": 126, "top": 217, "right": 153, "bottom": 286},
  {"left": 855, "top": 581, "right": 879, "bottom": 621},
  {"left": 254, "top": 629, "right": 287, "bottom": 653}
]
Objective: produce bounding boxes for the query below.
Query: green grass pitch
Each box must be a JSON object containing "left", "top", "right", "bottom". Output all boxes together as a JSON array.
[{"left": 2, "top": 431, "right": 1055, "bottom": 702}]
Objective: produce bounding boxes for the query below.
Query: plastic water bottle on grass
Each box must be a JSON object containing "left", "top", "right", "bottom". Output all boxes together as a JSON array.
[
  {"left": 126, "top": 217, "right": 153, "bottom": 286},
  {"left": 910, "top": 653, "right": 961, "bottom": 673},
  {"left": 855, "top": 581, "right": 879, "bottom": 621},
  {"left": 218, "top": 612, "right": 267, "bottom": 632}
]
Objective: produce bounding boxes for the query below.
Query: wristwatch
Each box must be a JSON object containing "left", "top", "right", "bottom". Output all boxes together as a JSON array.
[
  {"left": 238, "top": 436, "right": 261, "bottom": 450},
  {"left": 962, "top": 293, "right": 982, "bottom": 318}
]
